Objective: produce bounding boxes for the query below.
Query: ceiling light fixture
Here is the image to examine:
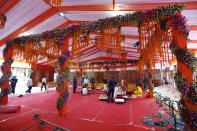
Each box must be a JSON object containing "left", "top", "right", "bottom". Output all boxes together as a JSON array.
[
  {"left": 58, "top": 11, "right": 64, "bottom": 16},
  {"left": 19, "top": 32, "right": 32, "bottom": 37}
]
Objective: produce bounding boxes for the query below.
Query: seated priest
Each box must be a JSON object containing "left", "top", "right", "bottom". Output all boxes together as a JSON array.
[
  {"left": 114, "top": 83, "right": 121, "bottom": 99},
  {"left": 133, "top": 86, "right": 143, "bottom": 96}
]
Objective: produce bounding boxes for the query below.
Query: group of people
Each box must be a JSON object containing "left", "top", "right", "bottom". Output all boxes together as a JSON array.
[
  {"left": 9, "top": 75, "right": 47, "bottom": 94},
  {"left": 73, "top": 76, "right": 95, "bottom": 94},
  {"left": 103, "top": 77, "right": 128, "bottom": 103},
  {"left": 26, "top": 76, "right": 47, "bottom": 94},
  {"left": 103, "top": 76, "right": 143, "bottom": 103}
]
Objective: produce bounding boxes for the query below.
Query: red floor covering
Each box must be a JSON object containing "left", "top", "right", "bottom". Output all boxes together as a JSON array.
[{"left": 0, "top": 88, "right": 170, "bottom": 131}]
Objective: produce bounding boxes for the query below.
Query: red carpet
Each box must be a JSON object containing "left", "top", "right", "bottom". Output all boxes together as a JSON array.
[
  {"left": 0, "top": 88, "right": 169, "bottom": 131},
  {"left": 95, "top": 100, "right": 131, "bottom": 124}
]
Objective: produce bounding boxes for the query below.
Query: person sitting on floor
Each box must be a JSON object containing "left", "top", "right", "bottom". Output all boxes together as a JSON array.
[
  {"left": 133, "top": 86, "right": 143, "bottom": 96},
  {"left": 114, "top": 83, "right": 121, "bottom": 99}
]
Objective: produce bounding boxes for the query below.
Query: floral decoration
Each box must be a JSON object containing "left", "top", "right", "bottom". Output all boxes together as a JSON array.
[
  {"left": 171, "top": 39, "right": 197, "bottom": 128},
  {"left": 172, "top": 14, "right": 190, "bottom": 39},
  {"left": 58, "top": 50, "right": 70, "bottom": 67},
  {"left": 178, "top": 100, "right": 197, "bottom": 128},
  {"left": 56, "top": 88, "right": 70, "bottom": 111},
  {"left": 56, "top": 66, "right": 70, "bottom": 110},
  {"left": 56, "top": 67, "right": 70, "bottom": 91},
  {"left": 3, "top": 3, "right": 185, "bottom": 51},
  {"left": 1, "top": 58, "right": 13, "bottom": 71},
  {"left": 170, "top": 41, "right": 197, "bottom": 72},
  {"left": 0, "top": 71, "right": 12, "bottom": 88}
]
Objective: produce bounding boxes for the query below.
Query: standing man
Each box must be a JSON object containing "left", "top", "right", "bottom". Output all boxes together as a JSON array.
[
  {"left": 73, "top": 76, "right": 77, "bottom": 93},
  {"left": 91, "top": 77, "right": 95, "bottom": 92},
  {"left": 107, "top": 76, "right": 117, "bottom": 103},
  {"left": 143, "top": 76, "right": 149, "bottom": 91},
  {"left": 41, "top": 76, "right": 46, "bottom": 91},
  {"left": 26, "top": 76, "right": 33, "bottom": 93},
  {"left": 10, "top": 76, "right": 18, "bottom": 94}
]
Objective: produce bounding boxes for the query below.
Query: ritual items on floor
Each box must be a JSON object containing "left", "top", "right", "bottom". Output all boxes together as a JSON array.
[{"left": 99, "top": 94, "right": 107, "bottom": 100}]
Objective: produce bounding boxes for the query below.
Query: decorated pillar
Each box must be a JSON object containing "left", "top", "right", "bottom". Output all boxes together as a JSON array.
[
  {"left": 0, "top": 43, "right": 13, "bottom": 104},
  {"left": 171, "top": 13, "right": 197, "bottom": 129},
  {"left": 146, "top": 63, "right": 153, "bottom": 98},
  {"left": 56, "top": 37, "right": 70, "bottom": 116}
]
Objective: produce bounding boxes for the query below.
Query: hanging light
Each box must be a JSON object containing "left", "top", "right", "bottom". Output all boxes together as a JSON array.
[
  {"left": 0, "top": 12, "right": 6, "bottom": 29},
  {"left": 58, "top": 11, "right": 65, "bottom": 16},
  {"left": 43, "top": 0, "right": 63, "bottom": 6}
]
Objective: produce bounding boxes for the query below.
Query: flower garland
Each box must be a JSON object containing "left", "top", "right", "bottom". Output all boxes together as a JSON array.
[
  {"left": 1, "top": 58, "right": 13, "bottom": 71},
  {"left": 56, "top": 88, "right": 69, "bottom": 111},
  {"left": 56, "top": 67, "right": 70, "bottom": 91},
  {"left": 58, "top": 50, "right": 70, "bottom": 67},
  {"left": 178, "top": 100, "right": 197, "bottom": 128},
  {"left": 0, "top": 58, "right": 13, "bottom": 99},
  {"left": 3, "top": 3, "right": 185, "bottom": 52},
  {"left": 170, "top": 41, "right": 197, "bottom": 72},
  {"left": 171, "top": 41, "right": 197, "bottom": 128},
  {"left": 56, "top": 62, "right": 70, "bottom": 111},
  {"left": 172, "top": 14, "right": 190, "bottom": 39},
  {"left": 0, "top": 71, "right": 12, "bottom": 88},
  {"left": 174, "top": 73, "right": 197, "bottom": 104}
]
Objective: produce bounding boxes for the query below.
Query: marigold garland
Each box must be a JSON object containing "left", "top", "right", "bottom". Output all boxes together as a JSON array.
[
  {"left": 170, "top": 40, "right": 197, "bottom": 128},
  {"left": 3, "top": 3, "right": 185, "bottom": 51}
]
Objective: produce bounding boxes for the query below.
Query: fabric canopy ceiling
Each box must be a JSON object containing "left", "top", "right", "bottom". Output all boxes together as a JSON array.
[{"left": 0, "top": 0, "right": 197, "bottom": 67}]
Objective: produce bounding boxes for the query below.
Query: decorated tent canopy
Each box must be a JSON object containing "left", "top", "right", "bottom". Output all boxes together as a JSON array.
[{"left": 0, "top": 1, "right": 196, "bottom": 129}]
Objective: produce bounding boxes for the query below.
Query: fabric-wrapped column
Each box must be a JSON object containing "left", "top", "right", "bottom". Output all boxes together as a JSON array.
[
  {"left": 56, "top": 37, "right": 70, "bottom": 116},
  {"left": 0, "top": 46, "right": 13, "bottom": 104}
]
